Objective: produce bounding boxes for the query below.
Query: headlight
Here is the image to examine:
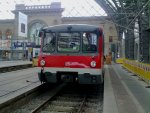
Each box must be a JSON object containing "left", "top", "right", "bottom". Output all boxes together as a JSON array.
[
  {"left": 40, "top": 60, "right": 45, "bottom": 66},
  {"left": 90, "top": 61, "right": 96, "bottom": 67}
]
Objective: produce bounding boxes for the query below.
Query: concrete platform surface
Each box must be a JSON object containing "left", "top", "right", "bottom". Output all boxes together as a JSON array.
[
  {"left": 103, "top": 64, "right": 150, "bottom": 113},
  {"left": 0, "top": 67, "right": 40, "bottom": 105},
  {"left": 0, "top": 60, "right": 32, "bottom": 68}
]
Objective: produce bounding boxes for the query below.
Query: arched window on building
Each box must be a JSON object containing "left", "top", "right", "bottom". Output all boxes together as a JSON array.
[
  {"left": 29, "top": 22, "right": 47, "bottom": 45},
  {"left": 5, "top": 29, "right": 12, "bottom": 39}
]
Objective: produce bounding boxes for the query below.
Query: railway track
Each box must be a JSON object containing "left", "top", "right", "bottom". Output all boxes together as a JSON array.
[
  {"left": 0, "top": 83, "right": 61, "bottom": 113},
  {"left": 36, "top": 84, "right": 103, "bottom": 113},
  {"left": 1, "top": 83, "right": 103, "bottom": 113}
]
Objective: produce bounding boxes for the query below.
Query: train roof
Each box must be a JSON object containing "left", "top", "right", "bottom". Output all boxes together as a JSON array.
[{"left": 42, "top": 24, "right": 102, "bottom": 32}]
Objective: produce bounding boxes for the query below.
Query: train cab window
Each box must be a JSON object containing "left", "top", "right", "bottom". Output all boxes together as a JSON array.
[
  {"left": 42, "top": 33, "right": 56, "bottom": 52},
  {"left": 82, "top": 32, "right": 97, "bottom": 52},
  {"left": 57, "top": 33, "right": 80, "bottom": 52}
]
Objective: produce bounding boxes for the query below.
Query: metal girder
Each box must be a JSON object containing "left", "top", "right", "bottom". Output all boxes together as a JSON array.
[
  {"left": 96, "top": 0, "right": 150, "bottom": 28},
  {"left": 95, "top": 0, "right": 117, "bottom": 23},
  {"left": 95, "top": 0, "right": 123, "bottom": 26},
  {"left": 111, "top": 0, "right": 120, "bottom": 9},
  {"left": 96, "top": 0, "right": 150, "bottom": 62},
  {"left": 105, "top": 0, "right": 118, "bottom": 12},
  {"left": 127, "top": 0, "right": 150, "bottom": 28},
  {"left": 95, "top": 0, "right": 118, "bottom": 16}
]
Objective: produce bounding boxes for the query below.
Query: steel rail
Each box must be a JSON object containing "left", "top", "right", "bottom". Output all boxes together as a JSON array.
[
  {"left": 30, "top": 83, "right": 66, "bottom": 113},
  {"left": 77, "top": 95, "right": 87, "bottom": 113}
]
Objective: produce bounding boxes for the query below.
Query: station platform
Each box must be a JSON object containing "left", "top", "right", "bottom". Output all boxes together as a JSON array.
[
  {"left": 0, "top": 67, "right": 41, "bottom": 109},
  {"left": 0, "top": 60, "right": 32, "bottom": 68},
  {"left": 104, "top": 63, "right": 150, "bottom": 113}
]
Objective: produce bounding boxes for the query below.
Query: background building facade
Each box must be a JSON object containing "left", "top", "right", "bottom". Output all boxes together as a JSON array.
[{"left": 0, "top": 2, "right": 118, "bottom": 60}]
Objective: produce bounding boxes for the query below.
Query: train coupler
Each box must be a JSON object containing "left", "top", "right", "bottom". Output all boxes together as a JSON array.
[{"left": 38, "top": 68, "right": 46, "bottom": 84}]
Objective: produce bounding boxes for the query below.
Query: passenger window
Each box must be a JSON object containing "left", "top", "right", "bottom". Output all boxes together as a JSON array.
[
  {"left": 82, "top": 32, "right": 97, "bottom": 52},
  {"left": 42, "top": 33, "right": 56, "bottom": 52}
]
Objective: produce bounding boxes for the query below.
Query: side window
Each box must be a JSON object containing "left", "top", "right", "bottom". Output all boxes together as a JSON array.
[
  {"left": 42, "top": 33, "right": 56, "bottom": 52},
  {"left": 82, "top": 32, "right": 97, "bottom": 52}
]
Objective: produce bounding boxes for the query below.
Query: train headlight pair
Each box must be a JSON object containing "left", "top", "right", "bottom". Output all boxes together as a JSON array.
[
  {"left": 90, "top": 61, "right": 96, "bottom": 67},
  {"left": 40, "top": 60, "right": 45, "bottom": 66}
]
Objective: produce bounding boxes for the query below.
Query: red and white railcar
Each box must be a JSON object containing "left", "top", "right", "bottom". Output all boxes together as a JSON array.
[{"left": 38, "top": 24, "right": 104, "bottom": 84}]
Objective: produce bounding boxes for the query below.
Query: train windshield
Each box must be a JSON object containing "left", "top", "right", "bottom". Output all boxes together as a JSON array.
[
  {"left": 58, "top": 33, "right": 80, "bottom": 52},
  {"left": 42, "top": 32, "right": 98, "bottom": 53},
  {"left": 82, "top": 32, "right": 97, "bottom": 52},
  {"left": 42, "top": 32, "right": 56, "bottom": 52}
]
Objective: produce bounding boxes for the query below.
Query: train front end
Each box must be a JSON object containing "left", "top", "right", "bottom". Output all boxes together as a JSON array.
[{"left": 38, "top": 24, "right": 104, "bottom": 84}]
